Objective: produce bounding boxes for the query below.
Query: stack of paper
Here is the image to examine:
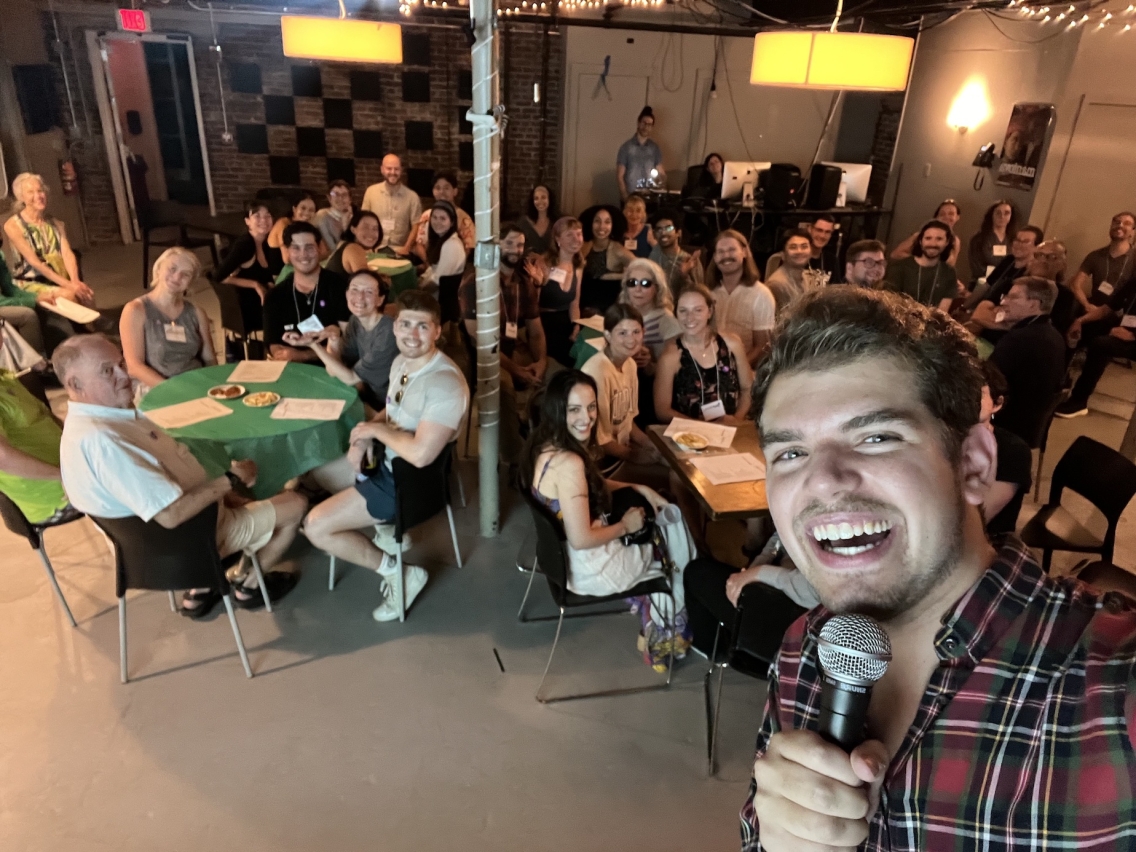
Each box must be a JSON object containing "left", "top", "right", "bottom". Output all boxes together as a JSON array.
[
  {"left": 690, "top": 453, "right": 766, "bottom": 485},
  {"left": 269, "top": 398, "right": 346, "bottom": 421},
  {"left": 44, "top": 298, "right": 100, "bottom": 325},
  {"left": 146, "top": 397, "right": 234, "bottom": 429},
  {"left": 228, "top": 360, "right": 287, "bottom": 383}
]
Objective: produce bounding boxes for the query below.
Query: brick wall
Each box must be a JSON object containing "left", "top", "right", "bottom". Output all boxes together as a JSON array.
[
  {"left": 867, "top": 91, "right": 906, "bottom": 208},
  {"left": 39, "top": 10, "right": 564, "bottom": 243}
]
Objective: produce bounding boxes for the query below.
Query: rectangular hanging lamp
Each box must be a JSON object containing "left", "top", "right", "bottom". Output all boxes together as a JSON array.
[
  {"left": 281, "top": 16, "right": 403, "bottom": 64},
  {"left": 750, "top": 31, "right": 914, "bottom": 91}
]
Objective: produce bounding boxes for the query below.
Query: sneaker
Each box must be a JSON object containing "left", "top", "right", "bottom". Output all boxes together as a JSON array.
[
  {"left": 372, "top": 565, "right": 428, "bottom": 622},
  {"left": 373, "top": 523, "right": 411, "bottom": 555},
  {"left": 1054, "top": 400, "right": 1089, "bottom": 419}
]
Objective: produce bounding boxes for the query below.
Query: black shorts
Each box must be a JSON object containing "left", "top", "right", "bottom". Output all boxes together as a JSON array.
[{"left": 354, "top": 462, "right": 397, "bottom": 523}]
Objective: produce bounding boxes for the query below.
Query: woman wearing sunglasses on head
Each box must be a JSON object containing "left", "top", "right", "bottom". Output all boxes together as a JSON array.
[
  {"left": 617, "top": 259, "right": 680, "bottom": 426},
  {"left": 653, "top": 283, "right": 752, "bottom": 426}
]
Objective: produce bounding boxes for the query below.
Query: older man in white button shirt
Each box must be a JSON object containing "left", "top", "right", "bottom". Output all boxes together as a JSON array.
[
  {"left": 361, "top": 154, "right": 422, "bottom": 254},
  {"left": 54, "top": 334, "right": 307, "bottom": 617}
]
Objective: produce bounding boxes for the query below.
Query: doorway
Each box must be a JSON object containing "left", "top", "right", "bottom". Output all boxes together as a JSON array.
[{"left": 89, "top": 31, "right": 215, "bottom": 241}]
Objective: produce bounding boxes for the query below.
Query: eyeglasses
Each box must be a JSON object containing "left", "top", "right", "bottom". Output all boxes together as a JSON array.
[
  {"left": 653, "top": 224, "right": 676, "bottom": 234},
  {"left": 626, "top": 278, "right": 656, "bottom": 289},
  {"left": 854, "top": 258, "right": 886, "bottom": 268},
  {"left": 393, "top": 372, "right": 409, "bottom": 404}
]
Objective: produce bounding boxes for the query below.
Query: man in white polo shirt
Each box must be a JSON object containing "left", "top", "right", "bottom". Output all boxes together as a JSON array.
[
  {"left": 54, "top": 334, "right": 307, "bottom": 618},
  {"left": 304, "top": 290, "right": 469, "bottom": 621}
]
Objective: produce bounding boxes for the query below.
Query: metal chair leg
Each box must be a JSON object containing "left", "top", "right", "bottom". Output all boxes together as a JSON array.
[
  {"left": 455, "top": 465, "right": 467, "bottom": 508},
  {"left": 35, "top": 547, "right": 76, "bottom": 627},
  {"left": 446, "top": 505, "right": 462, "bottom": 569},
  {"left": 395, "top": 549, "right": 406, "bottom": 622},
  {"left": 705, "top": 622, "right": 725, "bottom": 776},
  {"left": 118, "top": 596, "right": 128, "bottom": 684},
  {"left": 517, "top": 556, "right": 539, "bottom": 621},
  {"left": 248, "top": 553, "right": 271, "bottom": 613},
  {"left": 222, "top": 594, "right": 254, "bottom": 679},
  {"left": 328, "top": 555, "right": 337, "bottom": 591},
  {"left": 1033, "top": 447, "right": 1046, "bottom": 502},
  {"left": 167, "top": 591, "right": 177, "bottom": 613},
  {"left": 535, "top": 608, "right": 566, "bottom": 703}
]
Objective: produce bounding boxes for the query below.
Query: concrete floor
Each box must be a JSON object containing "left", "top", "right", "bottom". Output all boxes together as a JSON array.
[{"left": 3, "top": 243, "right": 1135, "bottom": 850}]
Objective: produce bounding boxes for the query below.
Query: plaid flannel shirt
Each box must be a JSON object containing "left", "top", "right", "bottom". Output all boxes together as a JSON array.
[{"left": 740, "top": 536, "right": 1136, "bottom": 851}]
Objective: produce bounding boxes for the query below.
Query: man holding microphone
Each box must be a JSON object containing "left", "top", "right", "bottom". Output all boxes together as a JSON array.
[{"left": 739, "top": 287, "right": 1136, "bottom": 850}]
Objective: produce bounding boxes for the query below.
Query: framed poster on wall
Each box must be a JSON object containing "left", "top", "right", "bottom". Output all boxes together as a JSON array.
[{"left": 996, "top": 102, "right": 1056, "bottom": 191}]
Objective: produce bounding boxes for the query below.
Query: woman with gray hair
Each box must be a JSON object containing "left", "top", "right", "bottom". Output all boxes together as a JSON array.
[
  {"left": 119, "top": 247, "right": 215, "bottom": 391},
  {"left": 3, "top": 173, "right": 95, "bottom": 307},
  {"left": 618, "top": 257, "right": 680, "bottom": 426}
]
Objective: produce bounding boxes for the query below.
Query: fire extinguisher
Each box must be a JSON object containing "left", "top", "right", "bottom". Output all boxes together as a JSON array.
[{"left": 59, "top": 160, "right": 79, "bottom": 196}]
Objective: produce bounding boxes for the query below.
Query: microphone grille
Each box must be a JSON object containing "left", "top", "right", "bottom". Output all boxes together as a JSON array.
[{"left": 817, "top": 614, "right": 892, "bottom": 685}]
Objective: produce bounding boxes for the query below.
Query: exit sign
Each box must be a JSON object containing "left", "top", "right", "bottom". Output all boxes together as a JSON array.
[{"left": 117, "top": 9, "right": 151, "bottom": 33}]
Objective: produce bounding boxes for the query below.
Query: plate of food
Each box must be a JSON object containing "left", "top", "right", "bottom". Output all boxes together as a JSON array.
[
  {"left": 207, "top": 384, "right": 245, "bottom": 400},
  {"left": 672, "top": 431, "right": 709, "bottom": 451},
  {"left": 243, "top": 391, "right": 281, "bottom": 408},
  {"left": 367, "top": 256, "right": 413, "bottom": 274}
]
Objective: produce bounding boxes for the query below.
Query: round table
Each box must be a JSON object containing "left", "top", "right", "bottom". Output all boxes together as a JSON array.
[
  {"left": 367, "top": 253, "right": 418, "bottom": 297},
  {"left": 139, "top": 363, "right": 363, "bottom": 499}
]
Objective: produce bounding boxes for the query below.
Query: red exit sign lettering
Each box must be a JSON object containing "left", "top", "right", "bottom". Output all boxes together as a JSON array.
[{"left": 117, "top": 9, "right": 151, "bottom": 33}]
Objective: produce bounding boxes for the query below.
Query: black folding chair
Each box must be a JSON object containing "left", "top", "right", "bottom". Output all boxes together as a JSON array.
[
  {"left": 139, "top": 200, "right": 219, "bottom": 289},
  {"left": 327, "top": 442, "right": 462, "bottom": 622},
  {"left": 209, "top": 277, "right": 262, "bottom": 362},
  {"left": 1032, "top": 389, "right": 1071, "bottom": 501},
  {"left": 1021, "top": 436, "right": 1136, "bottom": 573},
  {"left": 517, "top": 491, "right": 675, "bottom": 704},
  {"left": 0, "top": 492, "right": 80, "bottom": 626},
  {"left": 92, "top": 504, "right": 265, "bottom": 682}
]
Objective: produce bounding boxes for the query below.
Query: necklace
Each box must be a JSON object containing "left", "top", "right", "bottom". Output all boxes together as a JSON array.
[{"left": 292, "top": 275, "right": 320, "bottom": 322}]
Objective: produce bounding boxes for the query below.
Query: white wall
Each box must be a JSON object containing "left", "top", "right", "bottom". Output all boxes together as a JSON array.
[
  {"left": 885, "top": 12, "right": 1082, "bottom": 280},
  {"left": 560, "top": 28, "right": 843, "bottom": 214}
]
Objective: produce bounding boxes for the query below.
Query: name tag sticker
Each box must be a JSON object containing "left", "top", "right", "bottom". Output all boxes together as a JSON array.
[
  {"left": 986, "top": 265, "right": 996, "bottom": 278},
  {"left": 164, "top": 323, "right": 187, "bottom": 343},
  {"left": 992, "top": 244, "right": 1007, "bottom": 257},
  {"left": 624, "top": 239, "right": 639, "bottom": 251},
  {"left": 1121, "top": 314, "right": 1136, "bottom": 329},
  {"left": 505, "top": 321, "right": 518, "bottom": 339},
  {"left": 547, "top": 267, "right": 568, "bottom": 285},
  {"left": 700, "top": 399, "right": 727, "bottom": 421},
  {"left": 297, "top": 314, "right": 325, "bottom": 335},
  {"left": 380, "top": 218, "right": 396, "bottom": 234},
  {"left": 1099, "top": 281, "right": 1115, "bottom": 297}
]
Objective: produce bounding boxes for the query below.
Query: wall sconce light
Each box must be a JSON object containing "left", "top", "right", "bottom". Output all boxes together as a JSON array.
[{"left": 947, "top": 77, "right": 992, "bottom": 135}]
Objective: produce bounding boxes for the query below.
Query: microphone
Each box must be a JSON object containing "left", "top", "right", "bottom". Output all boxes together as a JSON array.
[{"left": 816, "top": 614, "right": 893, "bottom": 752}]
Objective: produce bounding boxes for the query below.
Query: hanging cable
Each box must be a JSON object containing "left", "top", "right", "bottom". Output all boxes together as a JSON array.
[
  {"left": 47, "top": 0, "right": 80, "bottom": 135},
  {"left": 206, "top": 3, "right": 233, "bottom": 144}
]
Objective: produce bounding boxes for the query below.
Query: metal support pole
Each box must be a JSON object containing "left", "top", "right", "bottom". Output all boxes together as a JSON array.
[{"left": 469, "top": 0, "right": 504, "bottom": 537}]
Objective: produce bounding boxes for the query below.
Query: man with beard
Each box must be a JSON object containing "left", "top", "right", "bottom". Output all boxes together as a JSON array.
[
  {"left": 1069, "top": 211, "right": 1135, "bottom": 310},
  {"left": 739, "top": 287, "right": 1136, "bottom": 851},
  {"left": 705, "top": 229, "right": 775, "bottom": 367},
  {"left": 841, "top": 239, "right": 887, "bottom": 289},
  {"left": 263, "top": 223, "right": 349, "bottom": 362},
  {"left": 881, "top": 220, "right": 958, "bottom": 311},
  {"left": 459, "top": 223, "right": 548, "bottom": 462}
]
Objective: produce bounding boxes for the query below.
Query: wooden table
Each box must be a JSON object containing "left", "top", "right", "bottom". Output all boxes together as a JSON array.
[{"left": 647, "top": 424, "right": 768, "bottom": 521}]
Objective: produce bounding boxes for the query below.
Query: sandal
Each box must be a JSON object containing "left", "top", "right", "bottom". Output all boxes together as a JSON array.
[
  {"left": 179, "top": 588, "right": 222, "bottom": 620},
  {"left": 234, "top": 571, "right": 299, "bottom": 610}
]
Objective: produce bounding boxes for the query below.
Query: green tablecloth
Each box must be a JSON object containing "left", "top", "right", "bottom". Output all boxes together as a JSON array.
[
  {"left": 367, "top": 252, "right": 418, "bottom": 297},
  {"left": 139, "top": 363, "right": 363, "bottom": 499},
  {"left": 570, "top": 327, "right": 604, "bottom": 369}
]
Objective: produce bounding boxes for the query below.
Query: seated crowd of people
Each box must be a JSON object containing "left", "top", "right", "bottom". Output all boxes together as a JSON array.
[{"left": 2, "top": 143, "right": 1135, "bottom": 847}]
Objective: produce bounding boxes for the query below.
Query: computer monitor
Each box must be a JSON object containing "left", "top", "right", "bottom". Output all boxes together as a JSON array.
[
  {"left": 721, "top": 161, "right": 772, "bottom": 201},
  {"left": 821, "top": 162, "right": 872, "bottom": 204}
]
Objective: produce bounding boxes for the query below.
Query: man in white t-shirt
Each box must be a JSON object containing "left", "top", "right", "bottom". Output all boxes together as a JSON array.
[
  {"left": 304, "top": 290, "right": 469, "bottom": 621},
  {"left": 705, "top": 229, "right": 775, "bottom": 367},
  {"left": 360, "top": 154, "right": 423, "bottom": 254},
  {"left": 54, "top": 335, "right": 307, "bottom": 617}
]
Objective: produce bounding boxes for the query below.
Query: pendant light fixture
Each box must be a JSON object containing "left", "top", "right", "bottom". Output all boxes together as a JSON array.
[
  {"left": 749, "top": 0, "right": 914, "bottom": 91},
  {"left": 281, "top": 0, "right": 403, "bottom": 64}
]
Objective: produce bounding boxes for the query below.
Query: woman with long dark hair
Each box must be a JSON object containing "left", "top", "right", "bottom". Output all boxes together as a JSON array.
[
  {"left": 968, "top": 200, "right": 1019, "bottom": 282},
  {"left": 325, "top": 210, "right": 384, "bottom": 278},
  {"left": 419, "top": 199, "right": 467, "bottom": 324},
  {"left": 688, "top": 152, "right": 725, "bottom": 199},
  {"left": 531, "top": 216, "right": 584, "bottom": 367},
  {"left": 519, "top": 184, "right": 558, "bottom": 257},
  {"left": 268, "top": 190, "right": 328, "bottom": 264},
  {"left": 521, "top": 369, "right": 690, "bottom": 668}
]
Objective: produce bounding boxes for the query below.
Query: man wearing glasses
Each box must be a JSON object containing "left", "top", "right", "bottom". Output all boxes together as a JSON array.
[
  {"left": 842, "top": 240, "right": 887, "bottom": 288},
  {"left": 647, "top": 210, "right": 701, "bottom": 298},
  {"left": 263, "top": 223, "right": 349, "bottom": 363},
  {"left": 314, "top": 180, "right": 355, "bottom": 252},
  {"left": 304, "top": 290, "right": 468, "bottom": 621}
]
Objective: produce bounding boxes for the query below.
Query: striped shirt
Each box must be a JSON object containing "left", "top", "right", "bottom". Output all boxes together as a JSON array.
[{"left": 740, "top": 535, "right": 1136, "bottom": 851}]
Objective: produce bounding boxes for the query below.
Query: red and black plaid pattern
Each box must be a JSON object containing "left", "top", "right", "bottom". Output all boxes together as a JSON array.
[{"left": 740, "top": 536, "right": 1136, "bottom": 851}]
